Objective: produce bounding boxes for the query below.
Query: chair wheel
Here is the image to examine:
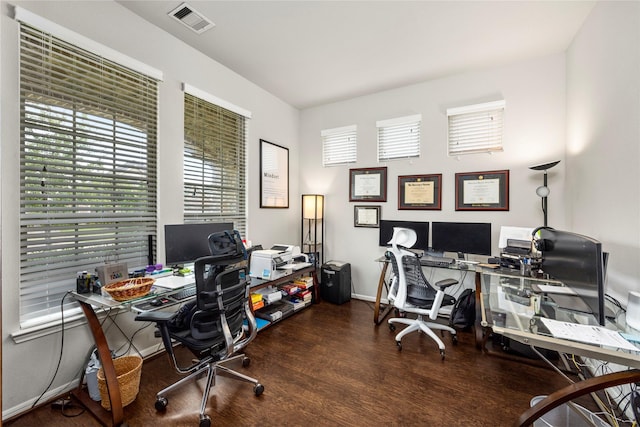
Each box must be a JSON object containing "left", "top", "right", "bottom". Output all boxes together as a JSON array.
[
  {"left": 199, "top": 414, "right": 211, "bottom": 427},
  {"left": 452, "top": 334, "right": 458, "bottom": 344},
  {"left": 155, "top": 396, "right": 168, "bottom": 411},
  {"left": 242, "top": 356, "right": 251, "bottom": 367},
  {"left": 440, "top": 350, "right": 445, "bottom": 360},
  {"left": 396, "top": 341, "right": 402, "bottom": 351},
  {"left": 389, "top": 324, "right": 396, "bottom": 331},
  {"left": 254, "top": 383, "right": 264, "bottom": 396}
]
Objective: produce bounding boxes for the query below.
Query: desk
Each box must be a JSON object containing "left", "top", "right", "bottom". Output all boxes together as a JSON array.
[
  {"left": 70, "top": 278, "right": 194, "bottom": 426},
  {"left": 478, "top": 269, "right": 640, "bottom": 425}
]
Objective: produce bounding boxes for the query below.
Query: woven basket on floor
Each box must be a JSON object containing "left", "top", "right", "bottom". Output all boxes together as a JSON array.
[
  {"left": 103, "top": 277, "right": 155, "bottom": 301},
  {"left": 97, "top": 355, "right": 143, "bottom": 410}
]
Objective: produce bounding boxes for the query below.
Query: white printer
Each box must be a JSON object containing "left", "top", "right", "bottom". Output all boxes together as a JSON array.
[{"left": 249, "top": 244, "right": 307, "bottom": 279}]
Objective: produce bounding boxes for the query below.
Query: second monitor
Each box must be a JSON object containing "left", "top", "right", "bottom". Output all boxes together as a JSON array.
[{"left": 431, "top": 222, "right": 492, "bottom": 256}]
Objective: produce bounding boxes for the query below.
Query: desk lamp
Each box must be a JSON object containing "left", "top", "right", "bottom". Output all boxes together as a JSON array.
[{"left": 529, "top": 160, "right": 560, "bottom": 227}]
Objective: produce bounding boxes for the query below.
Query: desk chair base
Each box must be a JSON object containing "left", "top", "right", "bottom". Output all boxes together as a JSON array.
[
  {"left": 155, "top": 353, "right": 264, "bottom": 427},
  {"left": 388, "top": 314, "right": 457, "bottom": 359}
]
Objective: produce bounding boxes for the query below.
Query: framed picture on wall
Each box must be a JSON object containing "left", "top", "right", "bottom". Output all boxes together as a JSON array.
[
  {"left": 260, "top": 139, "right": 289, "bottom": 208},
  {"left": 455, "top": 170, "right": 509, "bottom": 211},
  {"left": 349, "top": 167, "right": 387, "bottom": 202},
  {"left": 354, "top": 205, "right": 381, "bottom": 227},
  {"left": 398, "top": 174, "right": 442, "bottom": 210}
]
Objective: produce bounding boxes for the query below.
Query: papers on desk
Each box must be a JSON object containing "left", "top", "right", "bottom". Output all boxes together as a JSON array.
[
  {"left": 539, "top": 318, "right": 639, "bottom": 352},
  {"left": 277, "top": 262, "right": 312, "bottom": 271}
]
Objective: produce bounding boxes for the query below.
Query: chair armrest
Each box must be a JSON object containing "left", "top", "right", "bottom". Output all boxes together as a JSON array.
[
  {"left": 135, "top": 310, "right": 176, "bottom": 323},
  {"left": 435, "top": 278, "right": 458, "bottom": 290}
]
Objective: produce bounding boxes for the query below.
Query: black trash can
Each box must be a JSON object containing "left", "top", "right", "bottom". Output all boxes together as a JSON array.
[{"left": 320, "top": 261, "right": 351, "bottom": 304}]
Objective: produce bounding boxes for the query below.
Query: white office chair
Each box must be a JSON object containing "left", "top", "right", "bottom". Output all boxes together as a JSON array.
[{"left": 386, "top": 227, "right": 458, "bottom": 359}]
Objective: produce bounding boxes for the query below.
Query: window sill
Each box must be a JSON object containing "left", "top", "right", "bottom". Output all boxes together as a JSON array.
[{"left": 11, "top": 312, "right": 88, "bottom": 344}]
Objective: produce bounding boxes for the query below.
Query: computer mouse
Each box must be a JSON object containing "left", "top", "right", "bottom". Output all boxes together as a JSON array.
[{"left": 150, "top": 299, "right": 162, "bottom": 307}]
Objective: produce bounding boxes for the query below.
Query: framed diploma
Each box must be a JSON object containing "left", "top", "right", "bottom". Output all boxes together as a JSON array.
[
  {"left": 354, "top": 205, "right": 381, "bottom": 228},
  {"left": 349, "top": 167, "right": 387, "bottom": 202},
  {"left": 260, "top": 139, "right": 289, "bottom": 208},
  {"left": 398, "top": 174, "right": 442, "bottom": 210},
  {"left": 455, "top": 170, "right": 509, "bottom": 211}
]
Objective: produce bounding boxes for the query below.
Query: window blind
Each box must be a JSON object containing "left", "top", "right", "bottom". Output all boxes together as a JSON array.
[
  {"left": 376, "top": 114, "right": 421, "bottom": 161},
  {"left": 447, "top": 100, "right": 505, "bottom": 156},
  {"left": 19, "top": 23, "right": 158, "bottom": 328},
  {"left": 321, "top": 125, "right": 357, "bottom": 166},
  {"left": 183, "top": 93, "right": 247, "bottom": 236}
]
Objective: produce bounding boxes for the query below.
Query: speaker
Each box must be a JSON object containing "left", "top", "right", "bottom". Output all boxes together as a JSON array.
[{"left": 320, "top": 261, "right": 351, "bottom": 304}]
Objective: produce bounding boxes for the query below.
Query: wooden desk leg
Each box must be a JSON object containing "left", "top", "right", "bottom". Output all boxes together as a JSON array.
[
  {"left": 474, "top": 271, "right": 484, "bottom": 350},
  {"left": 374, "top": 262, "right": 394, "bottom": 325},
  {"left": 72, "top": 301, "right": 124, "bottom": 426},
  {"left": 311, "top": 269, "right": 320, "bottom": 303}
]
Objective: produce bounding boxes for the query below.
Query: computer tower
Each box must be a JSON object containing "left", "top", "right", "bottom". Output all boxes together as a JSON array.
[{"left": 320, "top": 261, "right": 351, "bottom": 304}]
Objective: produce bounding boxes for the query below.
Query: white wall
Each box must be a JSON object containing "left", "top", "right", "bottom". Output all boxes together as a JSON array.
[
  {"left": 300, "top": 55, "right": 568, "bottom": 300},
  {"left": 566, "top": 1, "right": 640, "bottom": 304},
  {"left": 1, "top": 0, "right": 299, "bottom": 418}
]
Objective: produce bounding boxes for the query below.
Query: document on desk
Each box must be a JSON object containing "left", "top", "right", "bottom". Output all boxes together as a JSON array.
[
  {"left": 539, "top": 318, "right": 639, "bottom": 352},
  {"left": 535, "top": 284, "right": 577, "bottom": 295}
]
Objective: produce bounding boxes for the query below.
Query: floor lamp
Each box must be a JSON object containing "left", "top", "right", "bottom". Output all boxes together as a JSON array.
[
  {"left": 301, "top": 194, "right": 324, "bottom": 267},
  {"left": 529, "top": 160, "right": 560, "bottom": 227}
]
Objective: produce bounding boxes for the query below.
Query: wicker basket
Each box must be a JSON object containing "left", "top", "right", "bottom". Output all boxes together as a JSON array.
[
  {"left": 97, "top": 355, "right": 143, "bottom": 411},
  {"left": 103, "top": 277, "right": 155, "bottom": 301}
]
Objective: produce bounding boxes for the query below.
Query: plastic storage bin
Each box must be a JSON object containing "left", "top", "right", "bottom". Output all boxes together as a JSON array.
[{"left": 530, "top": 395, "right": 611, "bottom": 427}]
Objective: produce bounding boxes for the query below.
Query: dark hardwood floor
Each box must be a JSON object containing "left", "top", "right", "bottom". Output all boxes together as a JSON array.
[{"left": 6, "top": 299, "right": 600, "bottom": 426}]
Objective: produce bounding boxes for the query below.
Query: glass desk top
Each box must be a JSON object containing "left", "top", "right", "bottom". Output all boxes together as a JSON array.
[{"left": 479, "top": 269, "right": 640, "bottom": 369}]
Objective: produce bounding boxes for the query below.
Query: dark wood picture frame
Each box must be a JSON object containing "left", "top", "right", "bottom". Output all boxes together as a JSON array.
[
  {"left": 455, "top": 170, "right": 509, "bottom": 211},
  {"left": 349, "top": 167, "right": 387, "bottom": 202},
  {"left": 260, "top": 139, "right": 289, "bottom": 208},
  {"left": 398, "top": 174, "right": 442, "bottom": 210},
  {"left": 354, "top": 205, "right": 381, "bottom": 228}
]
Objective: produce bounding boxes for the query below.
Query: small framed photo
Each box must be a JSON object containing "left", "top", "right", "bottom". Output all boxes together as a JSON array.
[
  {"left": 398, "top": 174, "right": 442, "bottom": 210},
  {"left": 455, "top": 170, "right": 509, "bottom": 211},
  {"left": 354, "top": 205, "right": 381, "bottom": 228},
  {"left": 349, "top": 167, "right": 387, "bottom": 202}
]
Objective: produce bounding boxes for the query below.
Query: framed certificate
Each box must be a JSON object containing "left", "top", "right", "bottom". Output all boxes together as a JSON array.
[
  {"left": 455, "top": 170, "right": 509, "bottom": 211},
  {"left": 354, "top": 205, "right": 381, "bottom": 227},
  {"left": 349, "top": 167, "right": 387, "bottom": 202},
  {"left": 398, "top": 174, "right": 442, "bottom": 210},
  {"left": 260, "top": 139, "right": 289, "bottom": 208}
]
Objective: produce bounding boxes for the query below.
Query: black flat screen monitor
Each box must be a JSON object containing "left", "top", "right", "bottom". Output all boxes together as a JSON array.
[
  {"left": 165, "top": 222, "right": 233, "bottom": 266},
  {"left": 431, "top": 222, "right": 492, "bottom": 256},
  {"left": 379, "top": 220, "right": 429, "bottom": 251},
  {"left": 538, "top": 228, "right": 607, "bottom": 326}
]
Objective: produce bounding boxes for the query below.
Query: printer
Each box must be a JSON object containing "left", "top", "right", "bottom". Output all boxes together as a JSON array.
[{"left": 249, "top": 244, "right": 307, "bottom": 279}]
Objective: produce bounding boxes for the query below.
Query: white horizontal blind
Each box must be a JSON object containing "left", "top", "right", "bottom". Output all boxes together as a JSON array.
[
  {"left": 183, "top": 93, "right": 247, "bottom": 235},
  {"left": 376, "top": 114, "right": 421, "bottom": 161},
  {"left": 321, "top": 125, "right": 357, "bottom": 166},
  {"left": 19, "top": 23, "right": 158, "bottom": 327},
  {"left": 447, "top": 100, "right": 505, "bottom": 156}
]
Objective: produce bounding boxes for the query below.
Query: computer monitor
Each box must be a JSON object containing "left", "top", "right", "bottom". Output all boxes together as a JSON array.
[
  {"left": 378, "top": 220, "right": 429, "bottom": 252},
  {"left": 164, "top": 222, "right": 233, "bottom": 267},
  {"left": 431, "top": 222, "right": 492, "bottom": 256},
  {"left": 537, "top": 228, "right": 607, "bottom": 326}
]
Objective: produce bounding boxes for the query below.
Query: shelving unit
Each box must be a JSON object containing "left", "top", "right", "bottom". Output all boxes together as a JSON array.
[{"left": 249, "top": 265, "right": 319, "bottom": 330}]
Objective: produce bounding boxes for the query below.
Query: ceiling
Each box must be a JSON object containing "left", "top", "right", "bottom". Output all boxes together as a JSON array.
[{"left": 116, "top": 1, "right": 596, "bottom": 109}]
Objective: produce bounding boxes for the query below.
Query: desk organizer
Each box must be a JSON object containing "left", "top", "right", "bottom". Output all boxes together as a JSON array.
[{"left": 103, "top": 277, "right": 155, "bottom": 301}]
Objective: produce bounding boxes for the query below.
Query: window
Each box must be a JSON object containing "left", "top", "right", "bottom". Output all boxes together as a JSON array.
[
  {"left": 447, "top": 100, "right": 505, "bottom": 156},
  {"left": 183, "top": 87, "right": 249, "bottom": 236},
  {"left": 321, "top": 125, "right": 357, "bottom": 166},
  {"left": 376, "top": 114, "right": 421, "bottom": 162},
  {"left": 18, "top": 23, "right": 159, "bottom": 327}
]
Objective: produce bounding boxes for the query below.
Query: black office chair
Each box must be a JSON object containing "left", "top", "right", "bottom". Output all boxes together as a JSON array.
[{"left": 135, "top": 255, "right": 263, "bottom": 427}]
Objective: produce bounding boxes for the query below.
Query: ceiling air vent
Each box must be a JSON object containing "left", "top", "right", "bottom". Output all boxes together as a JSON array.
[{"left": 169, "top": 2, "right": 215, "bottom": 34}]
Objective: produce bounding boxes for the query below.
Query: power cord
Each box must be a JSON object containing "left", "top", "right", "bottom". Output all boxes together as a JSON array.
[{"left": 31, "top": 291, "right": 73, "bottom": 409}]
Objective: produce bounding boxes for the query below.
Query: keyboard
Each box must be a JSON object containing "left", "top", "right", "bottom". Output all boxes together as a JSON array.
[{"left": 170, "top": 286, "right": 197, "bottom": 301}]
